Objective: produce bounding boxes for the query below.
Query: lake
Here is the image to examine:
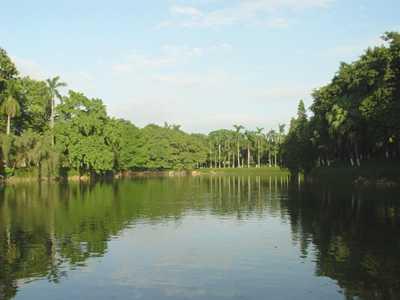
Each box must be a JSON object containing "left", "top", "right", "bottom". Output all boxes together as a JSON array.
[{"left": 0, "top": 175, "right": 399, "bottom": 299}]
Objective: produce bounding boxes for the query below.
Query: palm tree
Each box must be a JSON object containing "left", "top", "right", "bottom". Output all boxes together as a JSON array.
[
  {"left": 233, "top": 124, "right": 244, "bottom": 168},
  {"left": 271, "top": 130, "right": 279, "bottom": 167},
  {"left": 46, "top": 76, "right": 66, "bottom": 129},
  {"left": 256, "top": 127, "right": 264, "bottom": 167},
  {"left": 46, "top": 76, "right": 66, "bottom": 146},
  {"left": 1, "top": 96, "right": 20, "bottom": 135},
  {"left": 278, "top": 124, "right": 286, "bottom": 166},
  {"left": 0, "top": 81, "right": 20, "bottom": 135},
  {"left": 244, "top": 130, "right": 254, "bottom": 168},
  {"left": 266, "top": 129, "right": 276, "bottom": 167}
]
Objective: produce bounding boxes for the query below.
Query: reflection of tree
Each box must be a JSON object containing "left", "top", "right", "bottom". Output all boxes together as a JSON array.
[
  {"left": 204, "top": 175, "right": 290, "bottom": 218},
  {"left": 4, "top": 177, "right": 398, "bottom": 300},
  {"left": 3, "top": 178, "right": 393, "bottom": 300},
  {"left": 0, "top": 176, "right": 292, "bottom": 299},
  {"left": 0, "top": 185, "right": 67, "bottom": 299},
  {"left": 284, "top": 185, "right": 400, "bottom": 299}
]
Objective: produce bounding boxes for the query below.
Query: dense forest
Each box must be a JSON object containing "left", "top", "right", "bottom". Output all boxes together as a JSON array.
[
  {"left": 0, "top": 49, "right": 285, "bottom": 179},
  {"left": 1, "top": 31, "right": 399, "bottom": 179},
  {"left": 281, "top": 32, "right": 400, "bottom": 175}
]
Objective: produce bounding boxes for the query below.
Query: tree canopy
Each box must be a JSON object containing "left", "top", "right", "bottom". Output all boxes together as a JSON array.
[
  {"left": 0, "top": 48, "right": 285, "bottom": 178},
  {"left": 1, "top": 31, "right": 399, "bottom": 178},
  {"left": 281, "top": 32, "right": 400, "bottom": 175}
]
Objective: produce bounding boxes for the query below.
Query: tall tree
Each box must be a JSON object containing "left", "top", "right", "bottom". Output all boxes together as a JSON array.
[
  {"left": 233, "top": 124, "right": 244, "bottom": 168},
  {"left": 19, "top": 77, "right": 52, "bottom": 132},
  {"left": 244, "top": 130, "right": 255, "bottom": 168},
  {"left": 0, "top": 48, "right": 18, "bottom": 92},
  {"left": 56, "top": 91, "right": 114, "bottom": 175},
  {"left": 0, "top": 81, "right": 20, "bottom": 135},
  {"left": 256, "top": 127, "right": 264, "bottom": 167},
  {"left": 46, "top": 76, "right": 66, "bottom": 143}
]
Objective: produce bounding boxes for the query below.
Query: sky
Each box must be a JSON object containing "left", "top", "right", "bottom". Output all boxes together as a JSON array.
[{"left": 1, "top": 0, "right": 399, "bottom": 133}]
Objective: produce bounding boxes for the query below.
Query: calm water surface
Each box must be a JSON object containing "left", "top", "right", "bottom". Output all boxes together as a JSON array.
[{"left": 0, "top": 176, "right": 399, "bottom": 300}]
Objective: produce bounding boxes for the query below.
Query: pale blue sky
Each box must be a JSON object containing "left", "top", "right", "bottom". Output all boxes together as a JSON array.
[{"left": 1, "top": 0, "right": 399, "bottom": 132}]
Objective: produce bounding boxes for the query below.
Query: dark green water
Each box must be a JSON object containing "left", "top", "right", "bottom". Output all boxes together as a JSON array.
[{"left": 0, "top": 176, "right": 399, "bottom": 300}]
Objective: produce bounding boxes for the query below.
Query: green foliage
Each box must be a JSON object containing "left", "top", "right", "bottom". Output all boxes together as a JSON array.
[
  {"left": 0, "top": 80, "right": 21, "bottom": 135},
  {"left": 0, "top": 48, "right": 18, "bottom": 92},
  {"left": 14, "top": 130, "right": 53, "bottom": 167},
  {"left": 132, "top": 124, "right": 207, "bottom": 170},
  {"left": 56, "top": 91, "right": 114, "bottom": 174},
  {"left": 0, "top": 133, "right": 13, "bottom": 164},
  {"left": 206, "top": 125, "right": 286, "bottom": 169},
  {"left": 1, "top": 95, "right": 20, "bottom": 118},
  {"left": 2, "top": 31, "right": 400, "bottom": 179},
  {"left": 104, "top": 118, "right": 140, "bottom": 171},
  {"left": 282, "top": 32, "right": 400, "bottom": 175},
  {"left": 18, "top": 77, "right": 51, "bottom": 132},
  {"left": 281, "top": 101, "right": 317, "bottom": 174},
  {"left": 0, "top": 46, "right": 288, "bottom": 179}
]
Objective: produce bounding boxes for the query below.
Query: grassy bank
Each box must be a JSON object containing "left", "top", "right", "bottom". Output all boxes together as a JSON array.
[
  {"left": 1, "top": 167, "right": 290, "bottom": 184},
  {"left": 198, "top": 167, "right": 289, "bottom": 176}
]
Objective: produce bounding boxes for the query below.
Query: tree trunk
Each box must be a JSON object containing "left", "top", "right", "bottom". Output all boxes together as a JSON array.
[
  {"left": 247, "top": 144, "right": 250, "bottom": 168},
  {"left": 268, "top": 151, "right": 271, "bottom": 167},
  {"left": 218, "top": 144, "right": 221, "bottom": 168},
  {"left": 50, "top": 98, "right": 55, "bottom": 129},
  {"left": 355, "top": 143, "right": 361, "bottom": 166},
  {"left": 50, "top": 98, "right": 55, "bottom": 146},
  {"left": 6, "top": 115, "right": 10, "bottom": 135},
  {"left": 209, "top": 144, "right": 212, "bottom": 168},
  {"left": 237, "top": 142, "right": 240, "bottom": 168}
]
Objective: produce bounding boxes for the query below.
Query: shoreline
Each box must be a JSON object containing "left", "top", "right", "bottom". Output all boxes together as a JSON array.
[
  {"left": 307, "top": 164, "right": 400, "bottom": 188},
  {"left": 3, "top": 166, "right": 399, "bottom": 188},
  {"left": 1, "top": 167, "right": 289, "bottom": 184}
]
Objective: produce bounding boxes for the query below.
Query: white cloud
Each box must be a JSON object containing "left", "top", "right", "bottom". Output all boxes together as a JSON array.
[
  {"left": 12, "top": 56, "right": 48, "bottom": 79},
  {"left": 112, "top": 53, "right": 176, "bottom": 73},
  {"left": 265, "top": 17, "right": 290, "bottom": 28},
  {"left": 149, "top": 67, "right": 234, "bottom": 88},
  {"left": 170, "top": 5, "right": 203, "bottom": 17},
  {"left": 12, "top": 56, "right": 98, "bottom": 99},
  {"left": 161, "top": 45, "right": 204, "bottom": 58},
  {"left": 257, "top": 84, "right": 316, "bottom": 100},
  {"left": 107, "top": 68, "right": 313, "bottom": 133},
  {"left": 161, "top": 0, "right": 334, "bottom": 28},
  {"left": 325, "top": 36, "right": 386, "bottom": 61},
  {"left": 112, "top": 43, "right": 232, "bottom": 74},
  {"left": 12, "top": 51, "right": 313, "bottom": 134},
  {"left": 151, "top": 74, "right": 199, "bottom": 87}
]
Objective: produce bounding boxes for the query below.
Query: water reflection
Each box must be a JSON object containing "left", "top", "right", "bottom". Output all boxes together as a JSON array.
[
  {"left": 0, "top": 176, "right": 399, "bottom": 299},
  {"left": 286, "top": 185, "right": 400, "bottom": 299}
]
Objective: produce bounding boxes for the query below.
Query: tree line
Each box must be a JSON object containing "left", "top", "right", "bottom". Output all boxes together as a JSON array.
[
  {"left": 281, "top": 32, "right": 400, "bottom": 175},
  {"left": 0, "top": 49, "right": 286, "bottom": 179},
  {"left": 2, "top": 31, "right": 399, "bottom": 178}
]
